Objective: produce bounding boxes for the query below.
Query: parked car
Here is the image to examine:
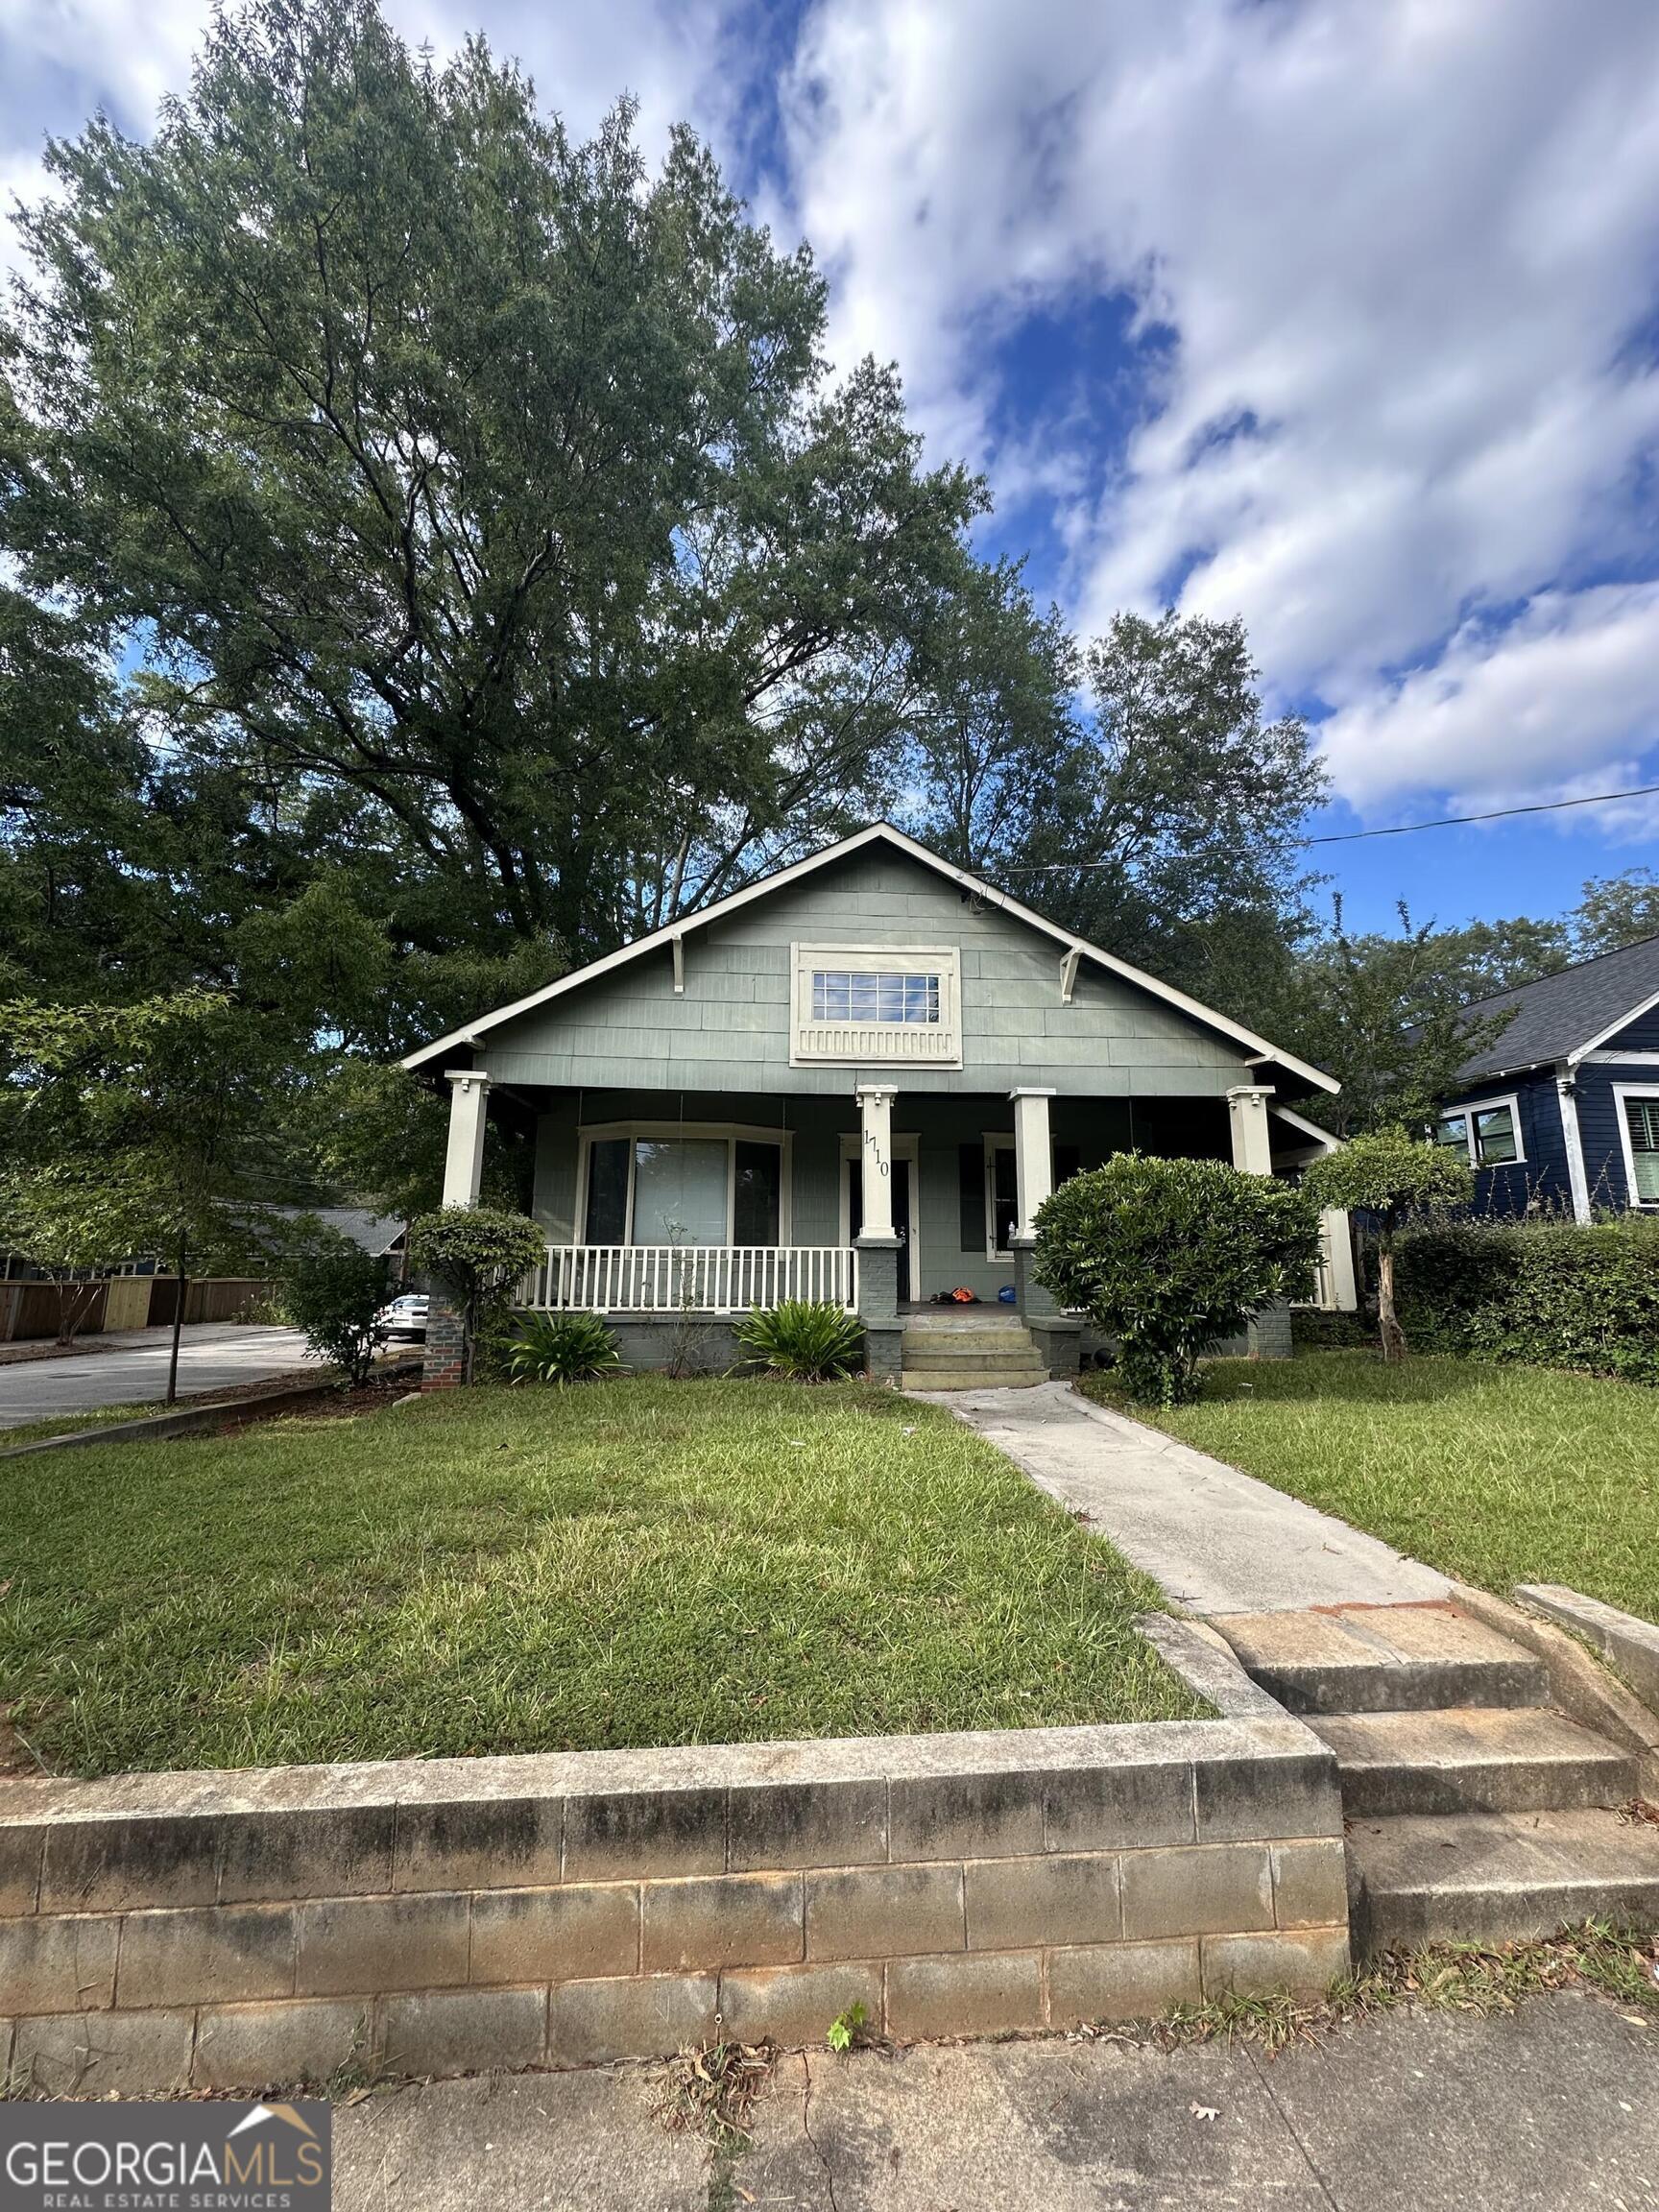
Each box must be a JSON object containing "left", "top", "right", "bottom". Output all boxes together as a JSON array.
[{"left": 377, "top": 1292, "right": 429, "bottom": 1342}]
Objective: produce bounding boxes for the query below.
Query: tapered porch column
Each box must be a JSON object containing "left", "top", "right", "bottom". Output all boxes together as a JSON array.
[
  {"left": 856, "top": 1083, "right": 899, "bottom": 1238},
  {"left": 1226, "top": 1082, "right": 1290, "bottom": 1358},
  {"left": 1007, "top": 1086, "right": 1079, "bottom": 1378},
  {"left": 442, "top": 1070, "right": 492, "bottom": 1208},
  {"left": 1009, "top": 1088, "right": 1055, "bottom": 1239},
  {"left": 854, "top": 1083, "right": 902, "bottom": 1382},
  {"left": 1226, "top": 1084, "right": 1275, "bottom": 1176}
]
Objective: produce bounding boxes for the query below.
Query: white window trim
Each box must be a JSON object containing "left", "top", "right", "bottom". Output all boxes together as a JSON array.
[
  {"left": 837, "top": 1132, "right": 921, "bottom": 1299},
  {"left": 1612, "top": 1084, "right": 1659, "bottom": 1210},
  {"left": 574, "top": 1121, "right": 793, "bottom": 1247},
  {"left": 1436, "top": 1093, "right": 1525, "bottom": 1168},
  {"left": 790, "top": 943, "right": 963, "bottom": 1068},
  {"left": 983, "top": 1134, "right": 1017, "bottom": 1265}
]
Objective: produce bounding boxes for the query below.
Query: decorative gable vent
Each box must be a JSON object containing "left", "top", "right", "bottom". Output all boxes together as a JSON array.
[{"left": 790, "top": 944, "right": 963, "bottom": 1068}]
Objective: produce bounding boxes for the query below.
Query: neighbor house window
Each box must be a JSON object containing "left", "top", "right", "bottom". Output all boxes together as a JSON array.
[
  {"left": 581, "top": 1127, "right": 786, "bottom": 1245},
  {"left": 1620, "top": 1094, "right": 1659, "bottom": 1206},
  {"left": 1435, "top": 1096, "right": 1522, "bottom": 1168},
  {"left": 791, "top": 945, "right": 962, "bottom": 1067}
]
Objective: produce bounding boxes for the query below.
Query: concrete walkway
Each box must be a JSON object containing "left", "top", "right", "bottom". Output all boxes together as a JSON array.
[
  {"left": 0, "top": 1322, "right": 317, "bottom": 1431},
  {"left": 933, "top": 1381, "right": 1449, "bottom": 1615},
  {"left": 331, "top": 1987, "right": 1659, "bottom": 2211}
]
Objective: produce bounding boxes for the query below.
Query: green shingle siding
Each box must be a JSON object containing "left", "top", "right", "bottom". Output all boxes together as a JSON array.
[{"left": 484, "top": 848, "right": 1253, "bottom": 1100}]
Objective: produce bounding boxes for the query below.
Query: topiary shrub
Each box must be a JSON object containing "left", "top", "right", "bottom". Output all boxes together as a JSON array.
[
  {"left": 407, "top": 1205, "right": 545, "bottom": 1383},
  {"left": 280, "top": 1226, "right": 390, "bottom": 1387},
  {"left": 734, "top": 1299, "right": 865, "bottom": 1382},
  {"left": 501, "top": 1310, "right": 624, "bottom": 1386},
  {"left": 1033, "top": 1155, "right": 1321, "bottom": 1406},
  {"left": 1304, "top": 1128, "right": 1473, "bottom": 1362}
]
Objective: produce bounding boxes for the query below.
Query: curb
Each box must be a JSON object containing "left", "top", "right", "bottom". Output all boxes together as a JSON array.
[{"left": 0, "top": 1358, "right": 423, "bottom": 1462}]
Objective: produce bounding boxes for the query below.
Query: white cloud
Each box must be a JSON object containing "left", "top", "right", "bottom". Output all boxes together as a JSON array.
[
  {"left": 7, "top": 0, "right": 1659, "bottom": 822},
  {"left": 776, "top": 0, "right": 1659, "bottom": 808},
  {"left": 1319, "top": 584, "right": 1659, "bottom": 810}
]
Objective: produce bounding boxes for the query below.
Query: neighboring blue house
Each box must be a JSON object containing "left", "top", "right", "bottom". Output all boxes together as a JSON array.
[{"left": 1436, "top": 935, "right": 1659, "bottom": 1217}]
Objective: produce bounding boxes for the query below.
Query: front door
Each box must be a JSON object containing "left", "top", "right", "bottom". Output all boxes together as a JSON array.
[{"left": 847, "top": 1154, "right": 917, "bottom": 1300}]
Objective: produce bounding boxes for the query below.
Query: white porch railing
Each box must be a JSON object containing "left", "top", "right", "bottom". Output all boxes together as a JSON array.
[{"left": 524, "top": 1245, "right": 859, "bottom": 1315}]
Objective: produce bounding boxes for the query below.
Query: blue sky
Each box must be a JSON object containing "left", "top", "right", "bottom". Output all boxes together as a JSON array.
[{"left": 5, "top": 0, "right": 1659, "bottom": 936}]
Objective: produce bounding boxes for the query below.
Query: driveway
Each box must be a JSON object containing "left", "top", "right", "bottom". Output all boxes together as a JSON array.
[
  {"left": 332, "top": 1986, "right": 1659, "bottom": 2212},
  {"left": 0, "top": 1322, "right": 318, "bottom": 1431}
]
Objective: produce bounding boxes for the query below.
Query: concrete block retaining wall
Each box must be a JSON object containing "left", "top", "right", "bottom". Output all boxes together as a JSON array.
[{"left": 0, "top": 1718, "right": 1348, "bottom": 2096}]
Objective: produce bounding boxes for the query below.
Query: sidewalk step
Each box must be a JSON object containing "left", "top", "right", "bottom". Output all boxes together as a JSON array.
[
  {"left": 1348, "top": 1807, "right": 1659, "bottom": 1953},
  {"left": 1309, "top": 1706, "right": 1637, "bottom": 1817},
  {"left": 902, "top": 1367, "right": 1049, "bottom": 1391},
  {"left": 1213, "top": 1604, "right": 1550, "bottom": 1715}
]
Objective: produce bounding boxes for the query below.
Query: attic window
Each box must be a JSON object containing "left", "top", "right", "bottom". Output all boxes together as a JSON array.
[
  {"left": 810, "top": 971, "right": 940, "bottom": 1024},
  {"left": 791, "top": 945, "right": 961, "bottom": 1067}
]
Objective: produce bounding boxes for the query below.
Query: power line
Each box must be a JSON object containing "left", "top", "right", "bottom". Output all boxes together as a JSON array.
[{"left": 993, "top": 779, "right": 1659, "bottom": 872}]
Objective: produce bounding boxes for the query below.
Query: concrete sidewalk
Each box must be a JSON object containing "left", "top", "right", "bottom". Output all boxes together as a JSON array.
[
  {"left": 0, "top": 1322, "right": 317, "bottom": 1431},
  {"left": 932, "top": 1381, "right": 1449, "bottom": 1615},
  {"left": 332, "top": 1987, "right": 1659, "bottom": 2211}
]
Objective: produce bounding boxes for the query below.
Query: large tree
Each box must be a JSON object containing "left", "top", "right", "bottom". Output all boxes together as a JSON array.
[
  {"left": 948, "top": 611, "right": 1330, "bottom": 1009},
  {"left": 2, "top": 0, "right": 986, "bottom": 970}
]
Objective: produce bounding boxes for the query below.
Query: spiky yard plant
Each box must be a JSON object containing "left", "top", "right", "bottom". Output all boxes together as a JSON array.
[
  {"left": 734, "top": 1299, "right": 865, "bottom": 1382},
  {"left": 502, "top": 1310, "right": 624, "bottom": 1386}
]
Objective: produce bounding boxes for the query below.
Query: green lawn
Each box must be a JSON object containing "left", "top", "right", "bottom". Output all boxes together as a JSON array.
[
  {"left": 1081, "top": 1352, "right": 1659, "bottom": 1621},
  {"left": 0, "top": 1378, "right": 1201, "bottom": 1779}
]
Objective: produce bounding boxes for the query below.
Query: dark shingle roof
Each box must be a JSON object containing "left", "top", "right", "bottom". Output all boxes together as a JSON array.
[
  {"left": 264, "top": 1205, "right": 405, "bottom": 1256},
  {"left": 1454, "top": 933, "right": 1659, "bottom": 1084}
]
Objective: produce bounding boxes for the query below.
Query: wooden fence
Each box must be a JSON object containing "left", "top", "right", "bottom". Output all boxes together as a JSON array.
[{"left": 0, "top": 1277, "right": 273, "bottom": 1343}]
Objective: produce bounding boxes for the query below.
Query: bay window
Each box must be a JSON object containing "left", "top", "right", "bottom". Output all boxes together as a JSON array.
[{"left": 580, "top": 1126, "right": 786, "bottom": 1245}]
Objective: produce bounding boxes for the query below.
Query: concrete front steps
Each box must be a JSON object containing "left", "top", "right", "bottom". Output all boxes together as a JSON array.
[
  {"left": 899, "top": 1312, "right": 1049, "bottom": 1392},
  {"left": 1212, "top": 1601, "right": 1659, "bottom": 1956}
]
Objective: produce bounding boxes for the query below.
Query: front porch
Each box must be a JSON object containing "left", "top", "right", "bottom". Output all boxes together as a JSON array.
[{"left": 440, "top": 1074, "right": 1352, "bottom": 1378}]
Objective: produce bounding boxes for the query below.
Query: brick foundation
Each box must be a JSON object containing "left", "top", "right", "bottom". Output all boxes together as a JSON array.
[{"left": 0, "top": 1712, "right": 1348, "bottom": 2094}]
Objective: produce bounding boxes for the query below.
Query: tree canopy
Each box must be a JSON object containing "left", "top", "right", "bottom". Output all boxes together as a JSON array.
[{"left": 3, "top": 0, "right": 1656, "bottom": 1230}]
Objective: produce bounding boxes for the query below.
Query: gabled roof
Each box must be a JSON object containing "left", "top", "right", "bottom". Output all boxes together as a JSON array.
[
  {"left": 1452, "top": 932, "right": 1659, "bottom": 1086},
  {"left": 402, "top": 822, "right": 1338, "bottom": 1094}
]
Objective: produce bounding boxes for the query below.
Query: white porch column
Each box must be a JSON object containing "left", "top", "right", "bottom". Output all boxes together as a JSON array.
[
  {"left": 1226, "top": 1084, "right": 1275, "bottom": 1176},
  {"left": 1318, "top": 1210, "right": 1359, "bottom": 1310},
  {"left": 1009, "top": 1088, "right": 1055, "bottom": 1239},
  {"left": 855, "top": 1083, "right": 900, "bottom": 1238},
  {"left": 442, "top": 1070, "right": 492, "bottom": 1207},
  {"left": 1557, "top": 1070, "right": 1593, "bottom": 1223}
]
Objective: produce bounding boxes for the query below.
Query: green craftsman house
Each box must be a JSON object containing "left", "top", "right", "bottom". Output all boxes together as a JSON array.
[{"left": 403, "top": 824, "right": 1353, "bottom": 1384}]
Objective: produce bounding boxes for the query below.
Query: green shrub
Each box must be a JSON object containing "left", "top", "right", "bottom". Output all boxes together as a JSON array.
[
  {"left": 502, "top": 1310, "right": 624, "bottom": 1386},
  {"left": 281, "top": 1228, "right": 390, "bottom": 1387},
  {"left": 1396, "top": 1214, "right": 1659, "bottom": 1382},
  {"left": 407, "top": 1205, "right": 545, "bottom": 1383},
  {"left": 1033, "top": 1155, "right": 1321, "bottom": 1406},
  {"left": 734, "top": 1299, "right": 865, "bottom": 1382}
]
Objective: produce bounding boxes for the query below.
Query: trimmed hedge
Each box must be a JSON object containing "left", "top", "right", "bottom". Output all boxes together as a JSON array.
[{"left": 1394, "top": 1214, "right": 1659, "bottom": 1383}]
